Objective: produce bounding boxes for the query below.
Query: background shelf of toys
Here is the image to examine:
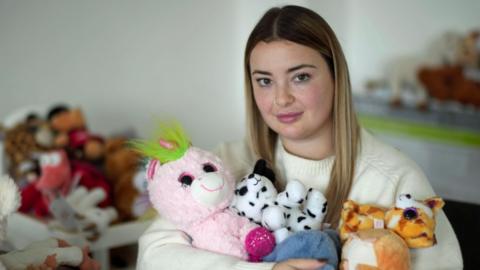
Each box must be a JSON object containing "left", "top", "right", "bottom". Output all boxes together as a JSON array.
[{"left": 0, "top": 104, "right": 154, "bottom": 269}]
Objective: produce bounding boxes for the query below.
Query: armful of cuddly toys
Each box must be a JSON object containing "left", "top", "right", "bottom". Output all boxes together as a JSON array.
[{"left": 0, "top": 238, "right": 99, "bottom": 270}]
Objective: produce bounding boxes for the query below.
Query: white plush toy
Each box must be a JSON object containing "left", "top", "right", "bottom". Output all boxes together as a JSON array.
[
  {"left": 262, "top": 181, "right": 328, "bottom": 244},
  {"left": 0, "top": 175, "right": 100, "bottom": 270},
  {"left": 231, "top": 160, "right": 329, "bottom": 244},
  {"left": 230, "top": 159, "right": 277, "bottom": 224},
  {"left": 65, "top": 186, "right": 118, "bottom": 241}
]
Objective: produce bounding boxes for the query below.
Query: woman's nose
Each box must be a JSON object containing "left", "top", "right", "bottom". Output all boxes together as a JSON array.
[{"left": 274, "top": 86, "right": 294, "bottom": 107}]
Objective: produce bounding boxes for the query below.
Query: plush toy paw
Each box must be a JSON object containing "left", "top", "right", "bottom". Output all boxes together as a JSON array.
[{"left": 245, "top": 227, "right": 276, "bottom": 262}]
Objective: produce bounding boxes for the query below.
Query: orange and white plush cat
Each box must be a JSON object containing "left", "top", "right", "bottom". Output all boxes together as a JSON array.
[
  {"left": 340, "top": 229, "right": 410, "bottom": 270},
  {"left": 385, "top": 194, "right": 444, "bottom": 248},
  {"left": 339, "top": 194, "right": 444, "bottom": 249}
]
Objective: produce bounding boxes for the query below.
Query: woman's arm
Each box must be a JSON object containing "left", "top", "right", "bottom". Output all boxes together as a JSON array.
[{"left": 136, "top": 217, "right": 276, "bottom": 270}]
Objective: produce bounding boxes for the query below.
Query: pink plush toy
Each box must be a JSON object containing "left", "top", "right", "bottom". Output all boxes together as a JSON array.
[{"left": 132, "top": 122, "right": 275, "bottom": 261}]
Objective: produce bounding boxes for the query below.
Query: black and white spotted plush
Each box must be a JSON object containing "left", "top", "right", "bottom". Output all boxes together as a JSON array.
[
  {"left": 261, "top": 180, "right": 328, "bottom": 243},
  {"left": 230, "top": 159, "right": 277, "bottom": 224}
]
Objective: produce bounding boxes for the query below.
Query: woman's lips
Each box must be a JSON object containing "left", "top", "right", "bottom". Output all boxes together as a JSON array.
[{"left": 276, "top": 112, "right": 303, "bottom": 123}]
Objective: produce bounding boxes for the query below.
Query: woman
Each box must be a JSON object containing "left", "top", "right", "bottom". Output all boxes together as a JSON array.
[{"left": 137, "top": 5, "right": 462, "bottom": 270}]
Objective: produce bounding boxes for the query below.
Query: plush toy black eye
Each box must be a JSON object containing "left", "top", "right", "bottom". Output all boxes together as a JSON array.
[
  {"left": 178, "top": 173, "right": 194, "bottom": 186},
  {"left": 203, "top": 163, "right": 217, "bottom": 173},
  {"left": 403, "top": 207, "right": 418, "bottom": 220}
]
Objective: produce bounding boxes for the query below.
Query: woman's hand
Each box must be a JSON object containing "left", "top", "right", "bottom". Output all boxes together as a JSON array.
[{"left": 273, "top": 258, "right": 326, "bottom": 270}]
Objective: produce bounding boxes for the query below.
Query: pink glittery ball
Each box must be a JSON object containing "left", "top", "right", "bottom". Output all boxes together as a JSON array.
[{"left": 245, "top": 227, "right": 276, "bottom": 262}]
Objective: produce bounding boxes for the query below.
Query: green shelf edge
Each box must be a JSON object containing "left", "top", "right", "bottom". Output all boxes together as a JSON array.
[{"left": 358, "top": 114, "right": 480, "bottom": 148}]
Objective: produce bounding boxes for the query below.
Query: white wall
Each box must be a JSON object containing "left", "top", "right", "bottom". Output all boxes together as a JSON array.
[{"left": 0, "top": 0, "right": 320, "bottom": 150}]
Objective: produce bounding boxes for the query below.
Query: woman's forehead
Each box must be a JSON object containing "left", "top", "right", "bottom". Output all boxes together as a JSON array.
[{"left": 249, "top": 40, "right": 325, "bottom": 72}]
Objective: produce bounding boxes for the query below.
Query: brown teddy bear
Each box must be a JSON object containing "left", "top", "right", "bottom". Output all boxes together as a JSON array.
[
  {"left": 104, "top": 137, "right": 150, "bottom": 221},
  {"left": 418, "top": 30, "right": 480, "bottom": 107}
]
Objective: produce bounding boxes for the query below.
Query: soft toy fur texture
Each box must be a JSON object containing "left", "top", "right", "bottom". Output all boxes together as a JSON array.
[
  {"left": 264, "top": 229, "right": 341, "bottom": 270},
  {"left": 133, "top": 123, "right": 274, "bottom": 260},
  {"left": 341, "top": 229, "right": 410, "bottom": 270},
  {"left": 231, "top": 163, "right": 328, "bottom": 244},
  {"left": 339, "top": 194, "right": 443, "bottom": 249},
  {"left": 339, "top": 200, "right": 386, "bottom": 243}
]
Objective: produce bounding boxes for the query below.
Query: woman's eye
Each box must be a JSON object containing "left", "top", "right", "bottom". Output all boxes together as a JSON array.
[
  {"left": 293, "top": 73, "right": 310, "bottom": 82},
  {"left": 178, "top": 173, "right": 194, "bottom": 186},
  {"left": 203, "top": 163, "right": 217, "bottom": 173},
  {"left": 256, "top": 78, "right": 272, "bottom": 87}
]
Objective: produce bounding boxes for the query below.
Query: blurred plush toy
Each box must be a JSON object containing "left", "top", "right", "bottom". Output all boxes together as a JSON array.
[
  {"left": 104, "top": 137, "right": 150, "bottom": 221},
  {"left": 132, "top": 122, "right": 275, "bottom": 261},
  {"left": 47, "top": 105, "right": 86, "bottom": 148},
  {"left": 417, "top": 31, "right": 480, "bottom": 107},
  {"left": 19, "top": 150, "right": 73, "bottom": 217},
  {"left": 68, "top": 129, "right": 106, "bottom": 163},
  {"left": 19, "top": 150, "right": 112, "bottom": 217},
  {"left": 340, "top": 229, "right": 410, "bottom": 270},
  {"left": 366, "top": 31, "right": 463, "bottom": 109},
  {"left": 339, "top": 194, "right": 443, "bottom": 249},
  {"left": 4, "top": 119, "right": 50, "bottom": 183},
  {"left": 53, "top": 186, "right": 118, "bottom": 242},
  {"left": 385, "top": 194, "right": 444, "bottom": 248},
  {"left": 0, "top": 174, "right": 100, "bottom": 270}
]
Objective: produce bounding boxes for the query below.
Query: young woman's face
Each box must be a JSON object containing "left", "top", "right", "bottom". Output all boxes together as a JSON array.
[{"left": 250, "top": 40, "right": 334, "bottom": 143}]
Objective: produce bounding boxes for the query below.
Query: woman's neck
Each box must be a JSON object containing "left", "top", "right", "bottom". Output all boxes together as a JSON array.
[{"left": 280, "top": 129, "right": 334, "bottom": 161}]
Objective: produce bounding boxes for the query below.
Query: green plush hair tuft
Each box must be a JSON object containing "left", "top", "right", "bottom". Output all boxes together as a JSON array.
[{"left": 130, "top": 121, "right": 191, "bottom": 164}]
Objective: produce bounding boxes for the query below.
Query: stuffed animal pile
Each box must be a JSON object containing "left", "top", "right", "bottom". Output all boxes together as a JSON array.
[
  {"left": 132, "top": 122, "right": 275, "bottom": 261},
  {"left": 0, "top": 104, "right": 152, "bottom": 249}
]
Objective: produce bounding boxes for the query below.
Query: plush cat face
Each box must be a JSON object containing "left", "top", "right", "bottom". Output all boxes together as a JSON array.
[
  {"left": 147, "top": 147, "right": 235, "bottom": 227},
  {"left": 339, "top": 200, "right": 386, "bottom": 242},
  {"left": 385, "top": 194, "right": 444, "bottom": 248}
]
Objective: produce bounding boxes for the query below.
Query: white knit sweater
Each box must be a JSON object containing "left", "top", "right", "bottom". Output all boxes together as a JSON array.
[{"left": 136, "top": 129, "right": 463, "bottom": 270}]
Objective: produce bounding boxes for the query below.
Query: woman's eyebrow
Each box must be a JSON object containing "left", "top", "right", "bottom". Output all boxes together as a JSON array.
[
  {"left": 251, "top": 64, "right": 317, "bottom": 76},
  {"left": 251, "top": 70, "right": 271, "bottom": 76},
  {"left": 287, "top": 64, "right": 317, "bottom": 73}
]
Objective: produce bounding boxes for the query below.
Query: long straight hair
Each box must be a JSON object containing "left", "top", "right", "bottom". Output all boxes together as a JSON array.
[{"left": 244, "top": 5, "right": 360, "bottom": 227}]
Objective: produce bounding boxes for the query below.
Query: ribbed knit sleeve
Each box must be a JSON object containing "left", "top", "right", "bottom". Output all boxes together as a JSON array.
[{"left": 136, "top": 217, "right": 276, "bottom": 270}]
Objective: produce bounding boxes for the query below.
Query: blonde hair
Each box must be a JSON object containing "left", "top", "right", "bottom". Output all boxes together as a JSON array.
[{"left": 244, "top": 5, "right": 360, "bottom": 227}]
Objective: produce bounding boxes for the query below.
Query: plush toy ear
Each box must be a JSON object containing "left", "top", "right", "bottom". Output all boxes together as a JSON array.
[
  {"left": 146, "top": 159, "right": 159, "bottom": 181},
  {"left": 424, "top": 197, "right": 445, "bottom": 213},
  {"left": 253, "top": 159, "right": 276, "bottom": 183}
]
